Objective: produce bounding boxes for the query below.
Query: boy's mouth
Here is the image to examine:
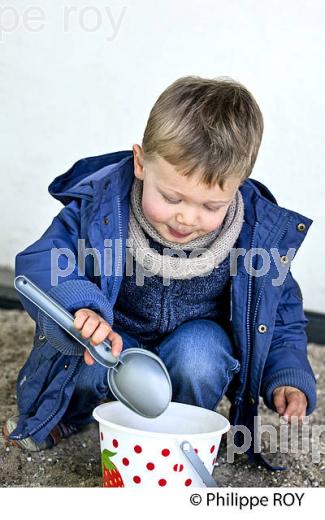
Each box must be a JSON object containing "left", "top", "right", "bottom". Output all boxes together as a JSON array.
[{"left": 167, "top": 225, "right": 193, "bottom": 239}]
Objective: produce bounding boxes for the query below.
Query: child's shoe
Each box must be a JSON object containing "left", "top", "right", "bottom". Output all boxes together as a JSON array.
[{"left": 2, "top": 415, "right": 81, "bottom": 451}]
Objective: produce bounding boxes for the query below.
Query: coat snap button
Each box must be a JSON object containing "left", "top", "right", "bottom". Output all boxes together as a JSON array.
[
  {"left": 38, "top": 334, "right": 46, "bottom": 341},
  {"left": 280, "top": 255, "right": 289, "bottom": 264},
  {"left": 103, "top": 216, "right": 109, "bottom": 225},
  {"left": 258, "top": 324, "right": 268, "bottom": 333},
  {"left": 64, "top": 363, "right": 69, "bottom": 370},
  {"left": 297, "top": 222, "right": 306, "bottom": 232}
]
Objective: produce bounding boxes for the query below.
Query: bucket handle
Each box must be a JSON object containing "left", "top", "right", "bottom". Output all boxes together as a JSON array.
[{"left": 180, "top": 441, "right": 217, "bottom": 487}]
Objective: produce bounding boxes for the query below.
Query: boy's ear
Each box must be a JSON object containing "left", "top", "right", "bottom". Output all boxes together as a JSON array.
[{"left": 132, "top": 144, "right": 145, "bottom": 180}]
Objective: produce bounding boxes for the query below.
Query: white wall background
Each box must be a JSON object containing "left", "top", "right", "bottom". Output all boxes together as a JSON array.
[{"left": 0, "top": 0, "right": 324, "bottom": 312}]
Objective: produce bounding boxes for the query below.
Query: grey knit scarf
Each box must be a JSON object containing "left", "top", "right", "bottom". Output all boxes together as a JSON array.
[{"left": 127, "top": 177, "right": 244, "bottom": 279}]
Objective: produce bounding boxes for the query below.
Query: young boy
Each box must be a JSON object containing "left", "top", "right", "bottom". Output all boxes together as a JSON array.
[{"left": 4, "top": 76, "right": 316, "bottom": 469}]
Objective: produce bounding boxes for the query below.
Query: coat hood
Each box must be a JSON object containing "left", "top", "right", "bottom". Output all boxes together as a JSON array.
[{"left": 48, "top": 150, "right": 134, "bottom": 206}]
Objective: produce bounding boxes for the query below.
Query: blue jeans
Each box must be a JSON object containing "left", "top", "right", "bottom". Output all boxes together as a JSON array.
[{"left": 62, "top": 319, "right": 240, "bottom": 427}]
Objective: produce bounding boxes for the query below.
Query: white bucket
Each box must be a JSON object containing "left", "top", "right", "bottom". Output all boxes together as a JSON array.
[{"left": 93, "top": 401, "right": 230, "bottom": 488}]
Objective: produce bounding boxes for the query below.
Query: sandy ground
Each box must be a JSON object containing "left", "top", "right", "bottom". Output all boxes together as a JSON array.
[{"left": 0, "top": 309, "right": 324, "bottom": 488}]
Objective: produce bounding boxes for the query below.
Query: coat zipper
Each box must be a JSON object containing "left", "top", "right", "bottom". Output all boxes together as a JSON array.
[
  {"left": 111, "top": 194, "right": 123, "bottom": 301},
  {"left": 233, "top": 222, "right": 258, "bottom": 411},
  {"left": 241, "top": 222, "right": 258, "bottom": 398}
]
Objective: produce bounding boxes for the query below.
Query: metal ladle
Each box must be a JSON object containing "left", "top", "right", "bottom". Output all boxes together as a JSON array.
[{"left": 14, "top": 276, "right": 172, "bottom": 418}]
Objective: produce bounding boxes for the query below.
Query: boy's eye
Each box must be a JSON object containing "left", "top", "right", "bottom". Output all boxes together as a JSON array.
[
  {"left": 162, "top": 194, "right": 181, "bottom": 204},
  {"left": 205, "top": 206, "right": 220, "bottom": 212},
  {"left": 162, "top": 192, "right": 221, "bottom": 212},
  {"left": 161, "top": 193, "right": 220, "bottom": 212}
]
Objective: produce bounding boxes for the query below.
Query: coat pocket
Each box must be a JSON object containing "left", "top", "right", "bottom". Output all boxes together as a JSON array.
[{"left": 16, "top": 338, "right": 60, "bottom": 414}]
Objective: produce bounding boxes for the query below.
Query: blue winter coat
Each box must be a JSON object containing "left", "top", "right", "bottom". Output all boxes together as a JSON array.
[{"left": 9, "top": 150, "right": 317, "bottom": 469}]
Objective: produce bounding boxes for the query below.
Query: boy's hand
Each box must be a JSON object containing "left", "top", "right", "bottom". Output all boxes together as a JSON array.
[
  {"left": 272, "top": 385, "right": 307, "bottom": 422},
  {"left": 73, "top": 308, "right": 123, "bottom": 366}
]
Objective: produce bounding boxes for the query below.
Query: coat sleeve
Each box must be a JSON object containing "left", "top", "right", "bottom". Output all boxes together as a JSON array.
[
  {"left": 260, "top": 270, "right": 317, "bottom": 415},
  {"left": 15, "top": 199, "right": 114, "bottom": 353}
]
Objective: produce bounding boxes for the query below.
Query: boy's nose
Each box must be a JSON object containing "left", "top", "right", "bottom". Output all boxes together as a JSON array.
[{"left": 176, "top": 209, "right": 199, "bottom": 228}]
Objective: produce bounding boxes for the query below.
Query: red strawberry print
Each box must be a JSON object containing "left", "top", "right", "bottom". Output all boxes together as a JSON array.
[{"left": 101, "top": 449, "right": 125, "bottom": 488}]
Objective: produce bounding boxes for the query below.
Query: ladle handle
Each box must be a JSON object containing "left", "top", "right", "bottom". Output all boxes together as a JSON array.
[
  {"left": 180, "top": 441, "right": 217, "bottom": 487},
  {"left": 14, "top": 275, "right": 119, "bottom": 368}
]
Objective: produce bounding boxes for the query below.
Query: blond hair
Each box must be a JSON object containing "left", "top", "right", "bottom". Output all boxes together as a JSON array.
[{"left": 141, "top": 75, "right": 264, "bottom": 188}]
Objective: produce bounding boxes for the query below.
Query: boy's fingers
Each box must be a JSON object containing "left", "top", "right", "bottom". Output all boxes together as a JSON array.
[
  {"left": 84, "top": 350, "right": 95, "bottom": 365},
  {"left": 73, "top": 309, "right": 121, "bottom": 364},
  {"left": 284, "top": 404, "right": 307, "bottom": 422},
  {"left": 90, "top": 322, "right": 112, "bottom": 346},
  {"left": 84, "top": 335, "right": 122, "bottom": 363},
  {"left": 107, "top": 331, "right": 123, "bottom": 357},
  {"left": 283, "top": 391, "right": 305, "bottom": 421},
  {"left": 85, "top": 326, "right": 123, "bottom": 357},
  {"left": 284, "top": 412, "right": 305, "bottom": 423},
  {"left": 73, "top": 310, "right": 89, "bottom": 330},
  {"left": 296, "top": 408, "right": 307, "bottom": 422},
  {"left": 273, "top": 388, "right": 286, "bottom": 415},
  {"left": 80, "top": 316, "right": 101, "bottom": 339}
]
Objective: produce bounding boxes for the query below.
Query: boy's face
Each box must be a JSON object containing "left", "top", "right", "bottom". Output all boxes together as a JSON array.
[{"left": 133, "top": 145, "right": 242, "bottom": 244}]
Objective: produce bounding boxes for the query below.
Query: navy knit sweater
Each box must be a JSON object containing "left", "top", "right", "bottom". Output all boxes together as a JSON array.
[{"left": 113, "top": 230, "right": 232, "bottom": 348}]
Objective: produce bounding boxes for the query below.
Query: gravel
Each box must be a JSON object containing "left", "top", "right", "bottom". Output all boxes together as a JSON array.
[{"left": 0, "top": 309, "right": 324, "bottom": 487}]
